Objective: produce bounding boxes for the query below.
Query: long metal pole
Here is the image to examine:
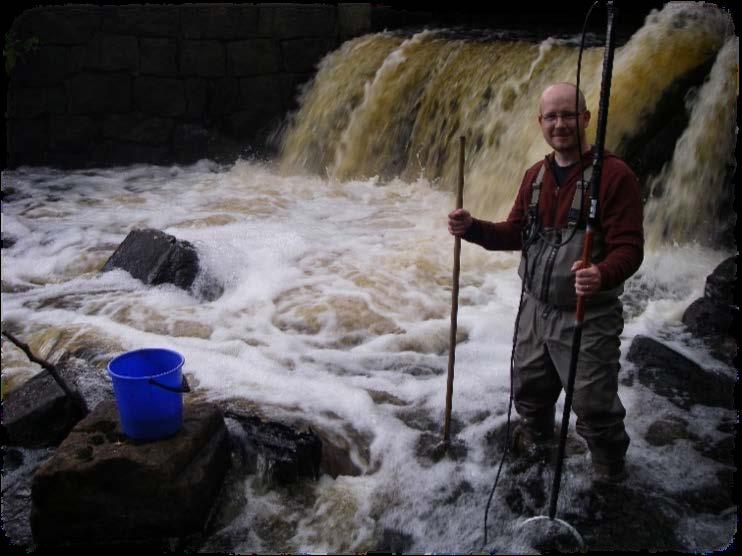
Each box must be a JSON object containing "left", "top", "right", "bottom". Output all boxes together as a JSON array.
[
  {"left": 443, "top": 136, "right": 465, "bottom": 446},
  {"left": 548, "top": 1, "right": 616, "bottom": 520}
]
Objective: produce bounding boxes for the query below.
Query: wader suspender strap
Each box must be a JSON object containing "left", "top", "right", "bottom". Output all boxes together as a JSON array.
[
  {"left": 528, "top": 163, "right": 594, "bottom": 229},
  {"left": 567, "top": 165, "right": 593, "bottom": 229}
]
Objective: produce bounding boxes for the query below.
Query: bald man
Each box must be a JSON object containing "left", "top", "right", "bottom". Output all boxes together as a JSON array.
[{"left": 448, "top": 83, "right": 643, "bottom": 483}]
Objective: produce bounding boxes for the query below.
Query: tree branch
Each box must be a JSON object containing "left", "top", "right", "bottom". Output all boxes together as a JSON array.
[{"left": 2, "top": 330, "right": 89, "bottom": 415}]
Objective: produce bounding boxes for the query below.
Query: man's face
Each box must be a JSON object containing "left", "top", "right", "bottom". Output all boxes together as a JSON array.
[{"left": 538, "top": 86, "right": 590, "bottom": 155}]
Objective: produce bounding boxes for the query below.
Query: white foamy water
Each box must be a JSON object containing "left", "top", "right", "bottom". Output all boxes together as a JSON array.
[{"left": 1, "top": 159, "right": 734, "bottom": 552}]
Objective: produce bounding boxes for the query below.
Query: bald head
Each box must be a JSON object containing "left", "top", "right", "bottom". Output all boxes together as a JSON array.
[
  {"left": 539, "top": 83, "right": 587, "bottom": 114},
  {"left": 537, "top": 82, "right": 591, "bottom": 165}
]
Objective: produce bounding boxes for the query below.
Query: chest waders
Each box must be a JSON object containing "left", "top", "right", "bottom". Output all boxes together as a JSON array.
[
  {"left": 515, "top": 0, "right": 617, "bottom": 551},
  {"left": 518, "top": 163, "right": 624, "bottom": 310}
]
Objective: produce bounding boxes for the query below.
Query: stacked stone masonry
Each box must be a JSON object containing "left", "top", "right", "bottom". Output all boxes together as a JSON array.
[{"left": 6, "top": 3, "right": 428, "bottom": 168}]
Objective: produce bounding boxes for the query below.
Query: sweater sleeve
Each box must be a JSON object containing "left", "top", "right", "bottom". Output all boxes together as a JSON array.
[{"left": 595, "top": 160, "right": 644, "bottom": 289}]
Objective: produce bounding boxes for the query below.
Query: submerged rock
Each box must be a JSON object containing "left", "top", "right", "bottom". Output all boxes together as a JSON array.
[
  {"left": 315, "top": 429, "right": 363, "bottom": 478},
  {"left": 102, "top": 228, "right": 223, "bottom": 301},
  {"left": 415, "top": 431, "right": 468, "bottom": 465},
  {"left": 30, "top": 400, "right": 230, "bottom": 548},
  {"left": 644, "top": 416, "right": 696, "bottom": 446},
  {"left": 373, "top": 528, "right": 414, "bottom": 554},
  {"left": 565, "top": 482, "right": 682, "bottom": 551},
  {"left": 627, "top": 335, "right": 734, "bottom": 409}
]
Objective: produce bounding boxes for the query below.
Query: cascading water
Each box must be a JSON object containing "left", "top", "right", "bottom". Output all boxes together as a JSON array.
[
  {"left": 1, "top": 2, "right": 736, "bottom": 553},
  {"left": 279, "top": 2, "right": 736, "bottom": 235}
]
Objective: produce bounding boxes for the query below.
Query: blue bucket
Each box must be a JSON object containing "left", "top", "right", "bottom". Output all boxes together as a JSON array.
[{"left": 107, "top": 348, "right": 188, "bottom": 441}]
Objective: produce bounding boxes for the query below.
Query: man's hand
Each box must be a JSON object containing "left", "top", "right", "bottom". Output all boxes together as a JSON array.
[
  {"left": 448, "top": 208, "right": 473, "bottom": 237},
  {"left": 571, "top": 261, "right": 602, "bottom": 297}
]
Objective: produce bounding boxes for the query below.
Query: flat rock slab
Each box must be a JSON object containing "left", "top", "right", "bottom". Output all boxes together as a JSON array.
[
  {"left": 30, "top": 400, "right": 230, "bottom": 547},
  {"left": 627, "top": 335, "right": 734, "bottom": 409}
]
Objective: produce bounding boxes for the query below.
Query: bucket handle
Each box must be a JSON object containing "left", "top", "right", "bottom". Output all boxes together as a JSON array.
[{"left": 148, "top": 375, "right": 191, "bottom": 394}]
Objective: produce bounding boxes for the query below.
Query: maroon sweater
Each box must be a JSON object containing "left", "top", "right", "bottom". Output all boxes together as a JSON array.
[{"left": 463, "top": 150, "right": 644, "bottom": 290}]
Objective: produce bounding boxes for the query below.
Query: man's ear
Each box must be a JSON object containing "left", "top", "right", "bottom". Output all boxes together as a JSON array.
[{"left": 582, "top": 110, "right": 591, "bottom": 127}]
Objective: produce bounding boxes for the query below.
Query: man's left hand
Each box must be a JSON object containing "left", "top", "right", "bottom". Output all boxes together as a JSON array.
[{"left": 571, "top": 261, "right": 602, "bottom": 297}]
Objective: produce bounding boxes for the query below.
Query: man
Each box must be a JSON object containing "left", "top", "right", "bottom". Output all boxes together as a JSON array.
[{"left": 448, "top": 82, "right": 643, "bottom": 483}]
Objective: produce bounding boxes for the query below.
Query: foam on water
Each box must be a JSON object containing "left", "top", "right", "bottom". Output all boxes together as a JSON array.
[{"left": 1, "top": 160, "right": 734, "bottom": 552}]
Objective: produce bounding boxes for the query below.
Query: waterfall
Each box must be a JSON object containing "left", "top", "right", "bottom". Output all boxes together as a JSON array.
[
  {"left": 278, "top": 2, "right": 736, "bottom": 246},
  {"left": 643, "top": 35, "right": 738, "bottom": 247}
]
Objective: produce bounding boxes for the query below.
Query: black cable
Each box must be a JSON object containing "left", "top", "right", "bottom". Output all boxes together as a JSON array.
[
  {"left": 480, "top": 1, "right": 599, "bottom": 550},
  {"left": 482, "top": 248, "right": 527, "bottom": 549}
]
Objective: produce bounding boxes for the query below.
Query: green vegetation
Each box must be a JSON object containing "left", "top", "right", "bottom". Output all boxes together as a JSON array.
[{"left": 4, "top": 31, "right": 39, "bottom": 74}]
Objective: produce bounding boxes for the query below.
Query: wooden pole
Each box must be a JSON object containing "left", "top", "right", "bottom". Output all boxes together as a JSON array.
[{"left": 443, "top": 136, "right": 465, "bottom": 446}]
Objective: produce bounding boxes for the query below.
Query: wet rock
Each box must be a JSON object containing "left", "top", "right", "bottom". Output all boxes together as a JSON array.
[
  {"left": 565, "top": 483, "right": 682, "bottom": 552},
  {"left": 1, "top": 447, "right": 56, "bottom": 550},
  {"left": 682, "top": 257, "right": 737, "bottom": 365},
  {"left": 54, "top": 352, "right": 116, "bottom": 410},
  {"left": 415, "top": 431, "right": 468, "bottom": 465},
  {"left": 703, "top": 257, "right": 736, "bottom": 304},
  {"left": 1, "top": 370, "right": 87, "bottom": 448},
  {"left": 30, "top": 400, "right": 230, "bottom": 547},
  {"left": 1, "top": 234, "right": 16, "bottom": 249},
  {"left": 225, "top": 410, "right": 322, "bottom": 485},
  {"left": 373, "top": 528, "right": 414, "bottom": 554},
  {"left": 627, "top": 335, "right": 734, "bottom": 409},
  {"left": 396, "top": 406, "right": 442, "bottom": 433},
  {"left": 620, "top": 58, "right": 713, "bottom": 200},
  {"left": 316, "top": 431, "right": 362, "bottom": 478},
  {"left": 677, "top": 469, "right": 734, "bottom": 514},
  {"left": 443, "top": 480, "right": 474, "bottom": 505},
  {"left": 695, "top": 434, "right": 734, "bottom": 466},
  {"left": 366, "top": 388, "right": 407, "bottom": 406},
  {"left": 682, "top": 298, "right": 736, "bottom": 360},
  {"left": 644, "top": 417, "right": 696, "bottom": 446},
  {"left": 3, "top": 447, "right": 26, "bottom": 471},
  {"left": 502, "top": 461, "right": 548, "bottom": 516},
  {"left": 172, "top": 123, "right": 244, "bottom": 165},
  {"left": 102, "top": 228, "right": 223, "bottom": 301}
]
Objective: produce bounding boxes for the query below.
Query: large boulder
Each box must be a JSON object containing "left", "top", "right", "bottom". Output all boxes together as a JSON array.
[
  {"left": 620, "top": 60, "right": 714, "bottom": 191},
  {"left": 682, "top": 257, "right": 737, "bottom": 364},
  {"left": 627, "top": 335, "right": 734, "bottom": 409},
  {"left": 30, "top": 400, "right": 230, "bottom": 547},
  {"left": 1, "top": 369, "right": 87, "bottom": 448},
  {"left": 703, "top": 257, "right": 736, "bottom": 303},
  {"left": 102, "top": 228, "right": 222, "bottom": 300}
]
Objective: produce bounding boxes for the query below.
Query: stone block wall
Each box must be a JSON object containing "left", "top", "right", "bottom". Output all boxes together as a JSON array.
[{"left": 5, "top": 3, "right": 429, "bottom": 168}]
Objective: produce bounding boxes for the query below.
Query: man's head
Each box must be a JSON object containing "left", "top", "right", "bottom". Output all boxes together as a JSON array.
[{"left": 538, "top": 83, "right": 590, "bottom": 162}]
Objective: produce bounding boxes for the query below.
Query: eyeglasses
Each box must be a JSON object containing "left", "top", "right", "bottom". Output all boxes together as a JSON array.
[{"left": 540, "top": 111, "right": 584, "bottom": 123}]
